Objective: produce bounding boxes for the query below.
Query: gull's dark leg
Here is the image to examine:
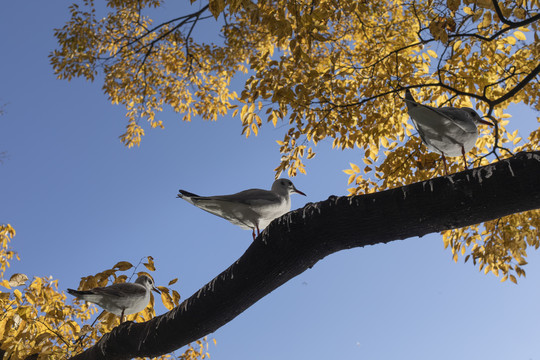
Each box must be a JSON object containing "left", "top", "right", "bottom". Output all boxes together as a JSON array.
[
  {"left": 442, "top": 153, "right": 448, "bottom": 175},
  {"left": 461, "top": 146, "right": 469, "bottom": 169},
  {"left": 120, "top": 309, "right": 125, "bottom": 323},
  {"left": 251, "top": 226, "right": 261, "bottom": 241}
]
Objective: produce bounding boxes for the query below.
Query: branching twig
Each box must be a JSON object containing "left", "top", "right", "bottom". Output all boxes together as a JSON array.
[{"left": 491, "top": 62, "right": 540, "bottom": 106}]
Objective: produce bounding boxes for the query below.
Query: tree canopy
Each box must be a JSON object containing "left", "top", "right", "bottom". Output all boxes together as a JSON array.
[
  {"left": 2, "top": 0, "right": 538, "bottom": 358},
  {"left": 50, "top": 0, "right": 540, "bottom": 280}
]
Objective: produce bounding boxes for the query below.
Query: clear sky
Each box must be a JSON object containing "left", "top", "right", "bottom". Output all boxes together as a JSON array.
[{"left": 1, "top": 2, "right": 539, "bottom": 360}]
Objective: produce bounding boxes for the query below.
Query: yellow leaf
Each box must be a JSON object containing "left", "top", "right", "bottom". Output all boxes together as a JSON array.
[
  {"left": 143, "top": 256, "right": 156, "bottom": 272},
  {"left": 143, "top": 262, "right": 156, "bottom": 272},
  {"left": 8, "top": 273, "right": 28, "bottom": 287},
  {"left": 208, "top": 0, "right": 225, "bottom": 19},
  {"left": 157, "top": 286, "right": 169, "bottom": 293},
  {"left": 514, "top": 31, "right": 526, "bottom": 41},
  {"left": 447, "top": 0, "right": 460, "bottom": 11},
  {"left": 427, "top": 49, "right": 438, "bottom": 58},
  {"left": 35, "top": 332, "right": 52, "bottom": 345},
  {"left": 113, "top": 261, "right": 133, "bottom": 271},
  {"left": 172, "top": 290, "right": 181, "bottom": 305},
  {"left": 350, "top": 163, "right": 360, "bottom": 172},
  {"left": 1, "top": 279, "right": 11, "bottom": 289},
  {"left": 160, "top": 291, "right": 174, "bottom": 310},
  {"left": 168, "top": 278, "right": 178, "bottom": 286}
]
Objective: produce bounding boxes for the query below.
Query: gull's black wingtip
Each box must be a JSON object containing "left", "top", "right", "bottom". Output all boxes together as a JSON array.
[
  {"left": 177, "top": 189, "right": 199, "bottom": 198},
  {"left": 404, "top": 88, "right": 418, "bottom": 108},
  {"left": 67, "top": 288, "right": 87, "bottom": 296}
]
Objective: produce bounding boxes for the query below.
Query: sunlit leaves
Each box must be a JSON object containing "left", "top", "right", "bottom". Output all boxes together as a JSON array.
[
  {"left": 442, "top": 209, "right": 540, "bottom": 282},
  {"left": 51, "top": 0, "right": 540, "bottom": 281},
  {"left": 0, "top": 224, "right": 17, "bottom": 274},
  {"left": 51, "top": 0, "right": 242, "bottom": 147},
  {"left": 0, "top": 225, "right": 209, "bottom": 359}
]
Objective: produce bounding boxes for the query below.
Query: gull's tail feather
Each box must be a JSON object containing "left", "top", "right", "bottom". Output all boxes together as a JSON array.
[
  {"left": 177, "top": 189, "right": 200, "bottom": 198},
  {"left": 404, "top": 89, "right": 417, "bottom": 109},
  {"left": 177, "top": 189, "right": 202, "bottom": 206},
  {"left": 67, "top": 288, "right": 92, "bottom": 297}
]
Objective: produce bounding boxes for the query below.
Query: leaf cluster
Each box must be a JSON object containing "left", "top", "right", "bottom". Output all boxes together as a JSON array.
[{"left": 0, "top": 224, "right": 209, "bottom": 359}]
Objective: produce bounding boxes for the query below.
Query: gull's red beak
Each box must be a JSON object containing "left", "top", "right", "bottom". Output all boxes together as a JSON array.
[
  {"left": 479, "top": 119, "right": 494, "bottom": 126},
  {"left": 293, "top": 187, "right": 306, "bottom": 196}
]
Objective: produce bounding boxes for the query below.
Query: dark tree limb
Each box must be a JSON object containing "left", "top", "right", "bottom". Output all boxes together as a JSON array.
[
  {"left": 69, "top": 151, "right": 540, "bottom": 360},
  {"left": 491, "top": 0, "right": 540, "bottom": 27}
]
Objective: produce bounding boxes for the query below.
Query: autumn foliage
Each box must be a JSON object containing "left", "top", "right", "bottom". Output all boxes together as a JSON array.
[
  {"left": 0, "top": 224, "right": 211, "bottom": 359},
  {"left": 49, "top": 0, "right": 540, "bottom": 283},
  {"left": 5, "top": 0, "right": 539, "bottom": 357}
]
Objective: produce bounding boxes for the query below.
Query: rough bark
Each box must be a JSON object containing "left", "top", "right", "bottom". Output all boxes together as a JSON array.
[{"left": 69, "top": 151, "right": 540, "bottom": 360}]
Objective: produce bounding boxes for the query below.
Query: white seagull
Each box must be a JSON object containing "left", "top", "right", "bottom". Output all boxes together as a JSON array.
[
  {"left": 177, "top": 179, "right": 306, "bottom": 240},
  {"left": 404, "top": 89, "right": 493, "bottom": 173},
  {"left": 67, "top": 274, "right": 160, "bottom": 322}
]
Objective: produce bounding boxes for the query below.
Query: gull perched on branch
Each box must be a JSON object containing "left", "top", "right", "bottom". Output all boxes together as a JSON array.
[
  {"left": 177, "top": 179, "right": 306, "bottom": 240},
  {"left": 404, "top": 89, "right": 493, "bottom": 173},
  {"left": 67, "top": 274, "right": 160, "bottom": 323}
]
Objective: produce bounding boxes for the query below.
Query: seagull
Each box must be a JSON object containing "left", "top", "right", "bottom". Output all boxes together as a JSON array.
[
  {"left": 404, "top": 89, "right": 493, "bottom": 173},
  {"left": 67, "top": 274, "right": 160, "bottom": 323},
  {"left": 177, "top": 179, "right": 306, "bottom": 240}
]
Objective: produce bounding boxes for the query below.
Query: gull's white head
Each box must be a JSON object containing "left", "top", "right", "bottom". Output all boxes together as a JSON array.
[
  {"left": 272, "top": 179, "right": 306, "bottom": 196},
  {"left": 135, "top": 275, "right": 161, "bottom": 294},
  {"left": 462, "top": 108, "right": 493, "bottom": 127}
]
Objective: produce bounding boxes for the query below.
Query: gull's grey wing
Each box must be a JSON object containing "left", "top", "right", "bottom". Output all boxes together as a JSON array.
[
  {"left": 178, "top": 188, "right": 280, "bottom": 206},
  {"left": 412, "top": 120, "right": 444, "bottom": 148},
  {"left": 412, "top": 103, "right": 476, "bottom": 133},
  {"left": 208, "top": 188, "right": 281, "bottom": 206},
  {"left": 91, "top": 283, "right": 146, "bottom": 298},
  {"left": 437, "top": 107, "right": 477, "bottom": 133},
  {"left": 408, "top": 104, "right": 467, "bottom": 133}
]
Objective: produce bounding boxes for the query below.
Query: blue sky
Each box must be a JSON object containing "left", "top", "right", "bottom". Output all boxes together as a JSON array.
[{"left": 1, "top": 2, "right": 539, "bottom": 359}]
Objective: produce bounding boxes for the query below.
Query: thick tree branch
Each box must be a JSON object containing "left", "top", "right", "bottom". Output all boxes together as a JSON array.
[
  {"left": 69, "top": 151, "right": 540, "bottom": 360},
  {"left": 491, "top": 0, "right": 540, "bottom": 27}
]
